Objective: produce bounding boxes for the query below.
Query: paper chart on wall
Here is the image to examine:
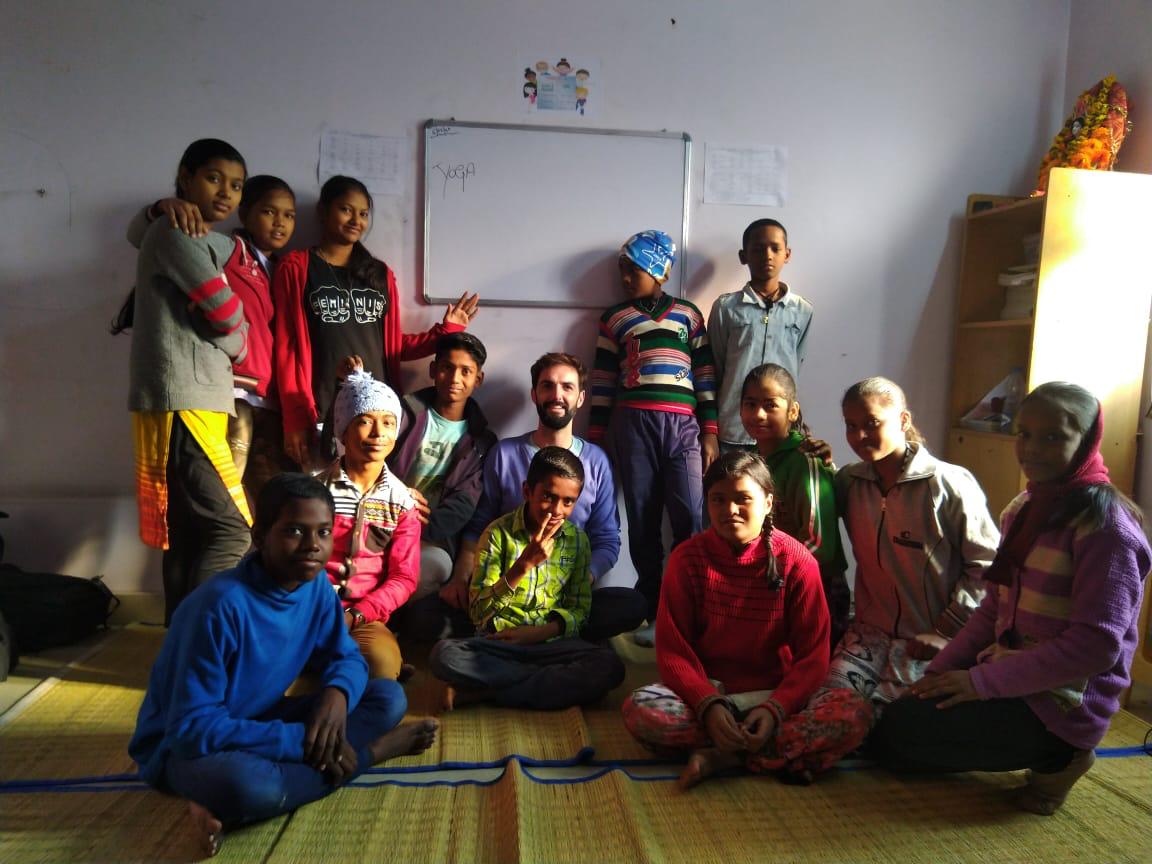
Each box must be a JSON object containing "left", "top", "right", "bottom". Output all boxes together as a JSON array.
[
  {"left": 703, "top": 145, "right": 788, "bottom": 207},
  {"left": 318, "top": 130, "right": 405, "bottom": 196},
  {"left": 520, "top": 56, "right": 599, "bottom": 117}
]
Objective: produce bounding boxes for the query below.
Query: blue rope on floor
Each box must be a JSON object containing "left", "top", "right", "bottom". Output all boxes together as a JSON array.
[{"left": 0, "top": 742, "right": 1146, "bottom": 794}]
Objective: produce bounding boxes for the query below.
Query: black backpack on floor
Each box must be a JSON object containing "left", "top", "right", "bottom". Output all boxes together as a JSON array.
[{"left": 0, "top": 564, "right": 120, "bottom": 661}]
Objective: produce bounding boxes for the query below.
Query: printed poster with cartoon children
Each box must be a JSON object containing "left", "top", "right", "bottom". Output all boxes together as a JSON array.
[{"left": 521, "top": 56, "right": 598, "bottom": 116}]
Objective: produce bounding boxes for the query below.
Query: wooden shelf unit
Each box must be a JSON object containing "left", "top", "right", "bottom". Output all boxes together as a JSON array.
[{"left": 946, "top": 168, "right": 1152, "bottom": 518}]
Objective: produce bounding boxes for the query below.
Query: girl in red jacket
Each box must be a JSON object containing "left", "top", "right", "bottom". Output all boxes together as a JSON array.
[
  {"left": 622, "top": 450, "right": 831, "bottom": 789},
  {"left": 273, "top": 175, "right": 479, "bottom": 470}
]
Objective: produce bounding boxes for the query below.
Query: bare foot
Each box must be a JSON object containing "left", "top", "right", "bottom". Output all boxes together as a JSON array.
[
  {"left": 368, "top": 718, "right": 439, "bottom": 763},
  {"left": 1019, "top": 749, "right": 1095, "bottom": 816},
  {"left": 678, "top": 747, "right": 743, "bottom": 791},
  {"left": 441, "top": 683, "right": 486, "bottom": 712},
  {"left": 187, "top": 800, "right": 223, "bottom": 858}
]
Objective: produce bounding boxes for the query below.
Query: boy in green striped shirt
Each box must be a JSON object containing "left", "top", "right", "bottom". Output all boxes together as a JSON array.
[{"left": 429, "top": 447, "right": 625, "bottom": 709}]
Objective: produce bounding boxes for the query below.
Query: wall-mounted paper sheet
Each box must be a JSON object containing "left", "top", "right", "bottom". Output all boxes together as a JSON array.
[
  {"left": 319, "top": 130, "right": 406, "bottom": 196},
  {"left": 704, "top": 145, "right": 788, "bottom": 207}
]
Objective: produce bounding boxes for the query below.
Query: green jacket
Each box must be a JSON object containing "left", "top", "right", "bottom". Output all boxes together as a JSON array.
[{"left": 763, "top": 430, "right": 845, "bottom": 575}]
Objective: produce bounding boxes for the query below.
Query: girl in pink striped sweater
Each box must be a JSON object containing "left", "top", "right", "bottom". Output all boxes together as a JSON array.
[{"left": 874, "top": 382, "right": 1150, "bottom": 815}]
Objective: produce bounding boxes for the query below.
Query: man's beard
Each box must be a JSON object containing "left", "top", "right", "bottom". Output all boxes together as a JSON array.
[{"left": 536, "top": 400, "right": 575, "bottom": 430}]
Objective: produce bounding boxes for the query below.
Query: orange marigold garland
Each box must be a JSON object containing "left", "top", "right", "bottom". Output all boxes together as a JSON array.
[{"left": 1033, "top": 75, "right": 1129, "bottom": 196}]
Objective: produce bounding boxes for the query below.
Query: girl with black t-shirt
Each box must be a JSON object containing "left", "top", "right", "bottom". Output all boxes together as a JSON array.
[{"left": 273, "top": 175, "right": 479, "bottom": 468}]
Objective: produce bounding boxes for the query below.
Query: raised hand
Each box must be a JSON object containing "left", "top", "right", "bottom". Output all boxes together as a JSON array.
[
  {"left": 444, "top": 292, "right": 480, "bottom": 328},
  {"left": 517, "top": 514, "right": 564, "bottom": 570}
]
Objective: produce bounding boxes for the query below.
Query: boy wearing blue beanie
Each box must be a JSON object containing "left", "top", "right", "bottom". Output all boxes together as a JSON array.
[{"left": 588, "top": 230, "right": 719, "bottom": 646}]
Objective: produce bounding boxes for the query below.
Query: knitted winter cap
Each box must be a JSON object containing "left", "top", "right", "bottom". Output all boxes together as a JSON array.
[
  {"left": 334, "top": 369, "right": 401, "bottom": 440},
  {"left": 620, "top": 230, "right": 676, "bottom": 284}
]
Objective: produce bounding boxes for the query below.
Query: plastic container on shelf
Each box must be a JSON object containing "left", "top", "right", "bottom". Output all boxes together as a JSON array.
[{"left": 998, "top": 265, "right": 1037, "bottom": 319}]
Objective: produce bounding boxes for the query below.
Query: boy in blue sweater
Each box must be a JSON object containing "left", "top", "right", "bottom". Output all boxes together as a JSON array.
[{"left": 129, "top": 473, "right": 437, "bottom": 856}]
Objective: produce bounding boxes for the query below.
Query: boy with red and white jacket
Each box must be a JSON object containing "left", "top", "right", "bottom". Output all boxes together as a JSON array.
[{"left": 315, "top": 367, "right": 420, "bottom": 681}]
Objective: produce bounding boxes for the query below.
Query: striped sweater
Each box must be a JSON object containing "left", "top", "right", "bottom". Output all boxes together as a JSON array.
[
  {"left": 589, "top": 295, "right": 718, "bottom": 440},
  {"left": 315, "top": 460, "right": 420, "bottom": 625},
  {"left": 930, "top": 493, "right": 1150, "bottom": 749},
  {"left": 129, "top": 222, "right": 248, "bottom": 414}
]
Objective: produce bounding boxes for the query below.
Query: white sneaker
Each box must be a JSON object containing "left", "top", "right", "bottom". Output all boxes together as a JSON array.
[{"left": 632, "top": 623, "right": 656, "bottom": 647}]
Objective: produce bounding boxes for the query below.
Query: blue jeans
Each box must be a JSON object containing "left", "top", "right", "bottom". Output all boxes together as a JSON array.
[
  {"left": 609, "top": 409, "right": 703, "bottom": 621},
  {"left": 161, "top": 678, "right": 406, "bottom": 826},
  {"left": 429, "top": 636, "right": 625, "bottom": 710}
]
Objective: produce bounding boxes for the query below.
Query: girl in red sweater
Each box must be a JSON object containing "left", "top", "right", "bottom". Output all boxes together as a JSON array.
[
  {"left": 622, "top": 450, "right": 831, "bottom": 788},
  {"left": 273, "top": 175, "right": 479, "bottom": 470}
]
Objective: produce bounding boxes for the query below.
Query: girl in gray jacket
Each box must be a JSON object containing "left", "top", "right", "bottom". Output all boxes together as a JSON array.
[{"left": 768, "top": 377, "right": 999, "bottom": 782}]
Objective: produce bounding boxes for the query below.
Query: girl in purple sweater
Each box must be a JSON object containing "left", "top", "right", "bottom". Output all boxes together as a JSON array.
[{"left": 873, "top": 382, "right": 1150, "bottom": 815}]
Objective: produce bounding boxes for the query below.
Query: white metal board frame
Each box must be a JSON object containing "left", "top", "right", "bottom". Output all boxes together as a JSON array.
[{"left": 423, "top": 119, "right": 691, "bottom": 308}]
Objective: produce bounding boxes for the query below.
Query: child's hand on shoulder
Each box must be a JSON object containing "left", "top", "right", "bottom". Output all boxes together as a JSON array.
[
  {"left": 409, "top": 487, "right": 431, "bottom": 524},
  {"left": 151, "top": 197, "right": 208, "bottom": 237},
  {"left": 799, "top": 436, "right": 834, "bottom": 467}
]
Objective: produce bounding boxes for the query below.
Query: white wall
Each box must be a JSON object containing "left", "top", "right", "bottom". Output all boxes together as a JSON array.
[{"left": 0, "top": 0, "right": 1071, "bottom": 592}]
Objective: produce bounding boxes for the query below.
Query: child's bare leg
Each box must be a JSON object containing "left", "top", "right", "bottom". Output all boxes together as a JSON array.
[
  {"left": 368, "top": 718, "right": 439, "bottom": 764},
  {"left": 678, "top": 747, "right": 743, "bottom": 790},
  {"left": 187, "top": 800, "right": 223, "bottom": 858}
]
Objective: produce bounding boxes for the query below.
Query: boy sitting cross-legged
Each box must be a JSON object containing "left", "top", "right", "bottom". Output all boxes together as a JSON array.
[
  {"left": 129, "top": 473, "right": 437, "bottom": 858},
  {"left": 429, "top": 446, "right": 626, "bottom": 710}
]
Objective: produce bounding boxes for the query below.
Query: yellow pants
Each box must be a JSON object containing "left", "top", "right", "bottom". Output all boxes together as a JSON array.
[
  {"left": 351, "top": 621, "right": 403, "bottom": 681},
  {"left": 287, "top": 622, "right": 403, "bottom": 696}
]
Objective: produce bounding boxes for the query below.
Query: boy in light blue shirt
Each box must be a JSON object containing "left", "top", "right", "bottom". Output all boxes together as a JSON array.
[{"left": 708, "top": 219, "right": 813, "bottom": 449}]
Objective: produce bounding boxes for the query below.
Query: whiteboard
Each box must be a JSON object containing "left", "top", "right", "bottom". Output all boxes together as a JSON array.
[{"left": 423, "top": 120, "right": 690, "bottom": 308}]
